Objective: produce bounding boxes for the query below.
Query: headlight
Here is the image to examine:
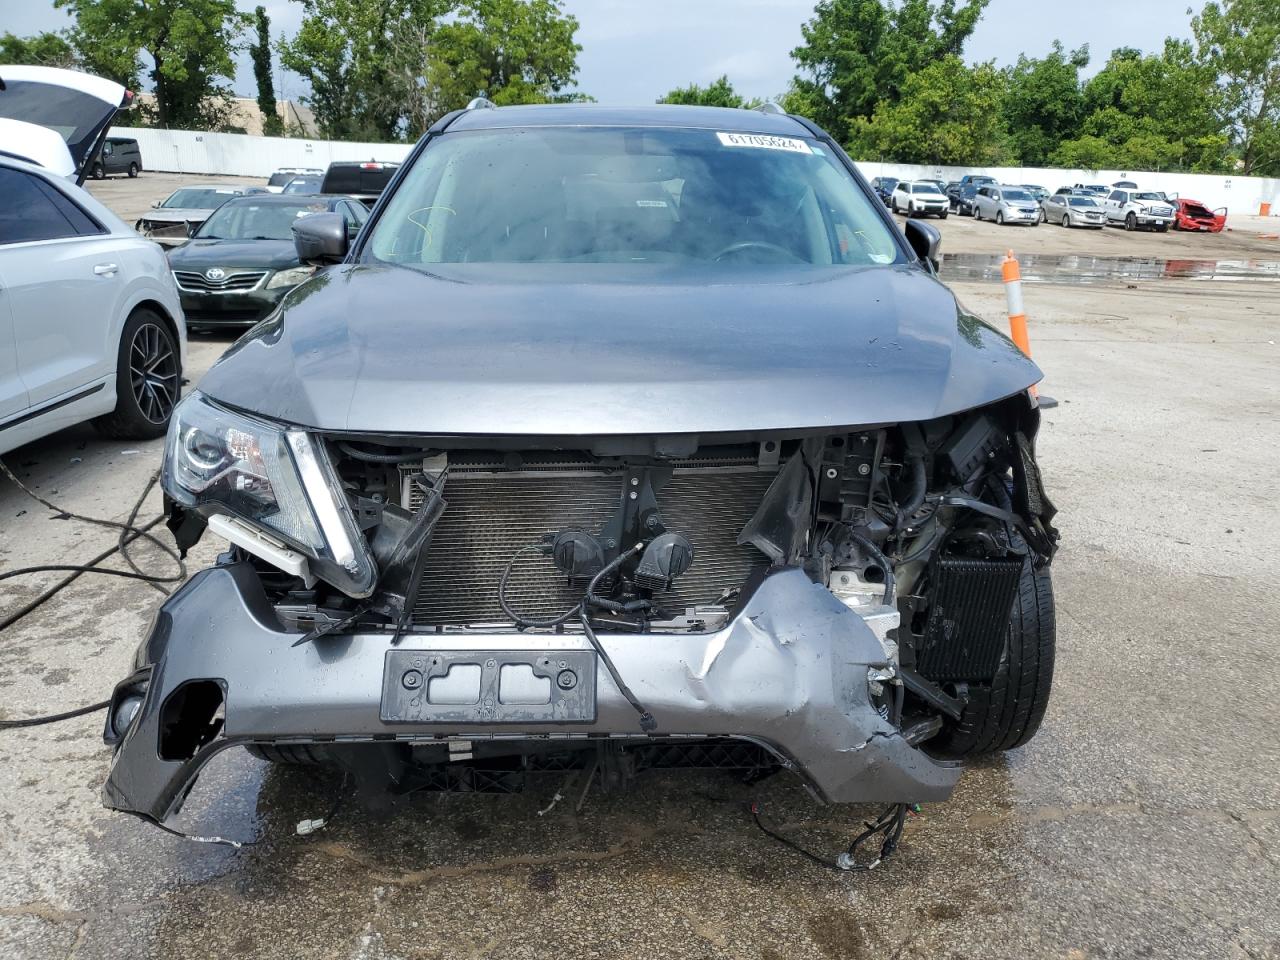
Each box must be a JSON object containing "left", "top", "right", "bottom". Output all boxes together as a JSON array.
[
  {"left": 265, "top": 266, "right": 315, "bottom": 290},
  {"left": 162, "top": 392, "right": 376, "bottom": 596}
]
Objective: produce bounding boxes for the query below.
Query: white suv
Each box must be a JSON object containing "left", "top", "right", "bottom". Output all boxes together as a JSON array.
[
  {"left": 0, "top": 66, "right": 186, "bottom": 455},
  {"left": 890, "top": 181, "right": 950, "bottom": 219},
  {"left": 1103, "top": 188, "right": 1175, "bottom": 232}
]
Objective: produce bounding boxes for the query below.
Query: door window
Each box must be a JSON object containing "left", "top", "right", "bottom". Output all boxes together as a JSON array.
[{"left": 0, "top": 169, "right": 103, "bottom": 244}]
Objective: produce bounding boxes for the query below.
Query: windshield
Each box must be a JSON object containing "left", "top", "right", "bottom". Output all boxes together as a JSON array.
[
  {"left": 1134, "top": 192, "right": 1165, "bottom": 202},
  {"left": 282, "top": 177, "right": 320, "bottom": 195},
  {"left": 912, "top": 183, "right": 944, "bottom": 196},
  {"left": 267, "top": 172, "right": 294, "bottom": 186},
  {"left": 1002, "top": 189, "right": 1032, "bottom": 201},
  {"left": 161, "top": 188, "right": 242, "bottom": 209},
  {"left": 1067, "top": 197, "right": 1098, "bottom": 207},
  {"left": 367, "top": 128, "right": 900, "bottom": 267},
  {"left": 194, "top": 200, "right": 332, "bottom": 240}
]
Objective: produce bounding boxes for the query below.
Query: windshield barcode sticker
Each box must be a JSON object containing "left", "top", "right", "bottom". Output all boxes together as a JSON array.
[{"left": 716, "top": 132, "right": 812, "bottom": 154}]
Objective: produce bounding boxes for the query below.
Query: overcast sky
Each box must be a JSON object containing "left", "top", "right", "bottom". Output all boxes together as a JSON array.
[{"left": 8, "top": 0, "right": 1195, "bottom": 105}]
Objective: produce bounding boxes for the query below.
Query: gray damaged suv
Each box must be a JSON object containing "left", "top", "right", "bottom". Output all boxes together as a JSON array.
[{"left": 102, "top": 105, "right": 1059, "bottom": 831}]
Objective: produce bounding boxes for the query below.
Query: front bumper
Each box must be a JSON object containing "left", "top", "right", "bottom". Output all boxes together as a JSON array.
[
  {"left": 102, "top": 562, "right": 960, "bottom": 823},
  {"left": 179, "top": 288, "right": 286, "bottom": 327}
]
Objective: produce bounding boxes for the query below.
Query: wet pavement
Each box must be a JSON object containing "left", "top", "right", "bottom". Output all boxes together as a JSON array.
[{"left": 2, "top": 208, "right": 1279, "bottom": 958}]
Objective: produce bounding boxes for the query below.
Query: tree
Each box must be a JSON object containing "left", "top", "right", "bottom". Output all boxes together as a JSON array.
[
  {"left": 659, "top": 75, "right": 746, "bottom": 108},
  {"left": 0, "top": 31, "right": 78, "bottom": 68},
  {"left": 250, "top": 6, "right": 283, "bottom": 136},
  {"left": 1052, "top": 42, "right": 1231, "bottom": 172},
  {"left": 789, "top": 0, "right": 989, "bottom": 141},
  {"left": 429, "top": 0, "right": 582, "bottom": 113},
  {"left": 1192, "top": 0, "right": 1280, "bottom": 175},
  {"left": 1001, "top": 41, "right": 1089, "bottom": 166},
  {"left": 279, "top": 0, "right": 450, "bottom": 141},
  {"left": 55, "top": 0, "right": 249, "bottom": 129},
  {"left": 848, "top": 55, "right": 1007, "bottom": 164}
]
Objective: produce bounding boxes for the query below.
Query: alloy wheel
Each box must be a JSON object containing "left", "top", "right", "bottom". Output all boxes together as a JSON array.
[
  {"left": 1062, "top": 214, "right": 1070, "bottom": 227},
  {"left": 129, "top": 322, "right": 179, "bottom": 424}
]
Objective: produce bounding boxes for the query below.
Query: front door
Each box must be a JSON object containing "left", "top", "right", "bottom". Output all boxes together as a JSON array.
[{"left": 0, "top": 166, "right": 124, "bottom": 406}]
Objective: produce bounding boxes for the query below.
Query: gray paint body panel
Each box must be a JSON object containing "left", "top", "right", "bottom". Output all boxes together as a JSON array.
[
  {"left": 102, "top": 564, "right": 961, "bottom": 823},
  {"left": 198, "top": 262, "right": 1040, "bottom": 436}
]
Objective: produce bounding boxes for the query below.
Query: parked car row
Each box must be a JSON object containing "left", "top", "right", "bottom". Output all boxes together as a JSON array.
[{"left": 874, "top": 173, "right": 1228, "bottom": 234}]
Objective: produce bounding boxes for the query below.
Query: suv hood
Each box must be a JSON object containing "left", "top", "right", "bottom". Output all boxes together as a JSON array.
[
  {"left": 199, "top": 262, "right": 1041, "bottom": 436},
  {"left": 0, "top": 66, "right": 130, "bottom": 184}
]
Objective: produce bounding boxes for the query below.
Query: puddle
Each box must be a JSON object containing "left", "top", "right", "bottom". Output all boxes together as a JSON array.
[{"left": 940, "top": 252, "right": 1280, "bottom": 284}]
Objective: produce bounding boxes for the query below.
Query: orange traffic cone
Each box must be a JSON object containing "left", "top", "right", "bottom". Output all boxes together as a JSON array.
[{"left": 1001, "top": 250, "right": 1057, "bottom": 409}]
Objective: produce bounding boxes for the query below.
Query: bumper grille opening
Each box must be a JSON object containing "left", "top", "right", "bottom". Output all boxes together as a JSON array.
[{"left": 403, "top": 461, "right": 775, "bottom": 626}]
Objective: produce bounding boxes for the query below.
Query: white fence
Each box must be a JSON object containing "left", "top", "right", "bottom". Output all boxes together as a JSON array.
[
  {"left": 114, "top": 125, "right": 1280, "bottom": 216},
  {"left": 854, "top": 160, "right": 1280, "bottom": 218},
  {"left": 110, "top": 126, "right": 413, "bottom": 178}
]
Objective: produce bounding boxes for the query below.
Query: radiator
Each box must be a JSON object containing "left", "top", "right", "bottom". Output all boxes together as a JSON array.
[
  {"left": 915, "top": 557, "right": 1024, "bottom": 681},
  {"left": 403, "top": 460, "right": 776, "bottom": 626}
]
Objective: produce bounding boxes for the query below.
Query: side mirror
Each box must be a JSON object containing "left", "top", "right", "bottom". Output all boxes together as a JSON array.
[
  {"left": 903, "top": 219, "right": 941, "bottom": 271},
  {"left": 293, "top": 212, "right": 349, "bottom": 265}
]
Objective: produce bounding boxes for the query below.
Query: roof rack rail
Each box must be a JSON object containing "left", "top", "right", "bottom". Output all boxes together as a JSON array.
[
  {"left": 754, "top": 101, "right": 786, "bottom": 115},
  {"left": 465, "top": 97, "right": 497, "bottom": 110}
]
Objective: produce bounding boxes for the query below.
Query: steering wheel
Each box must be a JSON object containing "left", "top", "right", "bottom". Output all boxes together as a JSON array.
[{"left": 712, "top": 240, "right": 805, "bottom": 264}]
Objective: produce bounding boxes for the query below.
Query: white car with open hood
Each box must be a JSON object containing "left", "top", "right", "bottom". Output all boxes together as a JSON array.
[{"left": 0, "top": 66, "right": 186, "bottom": 456}]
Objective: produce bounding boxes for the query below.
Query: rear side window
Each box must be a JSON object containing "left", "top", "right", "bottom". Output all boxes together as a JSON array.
[
  {"left": 0, "top": 168, "right": 103, "bottom": 244},
  {"left": 322, "top": 164, "right": 398, "bottom": 194}
]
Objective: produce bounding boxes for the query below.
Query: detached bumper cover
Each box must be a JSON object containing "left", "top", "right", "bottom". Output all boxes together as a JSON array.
[{"left": 103, "top": 563, "right": 960, "bottom": 823}]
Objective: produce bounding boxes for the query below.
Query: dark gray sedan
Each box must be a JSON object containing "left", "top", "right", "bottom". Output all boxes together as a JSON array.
[{"left": 1040, "top": 192, "right": 1107, "bottom": 229}]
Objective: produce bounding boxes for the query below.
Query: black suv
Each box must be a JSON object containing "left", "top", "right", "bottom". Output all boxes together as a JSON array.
[
  {"left": 102, "top": 105, "right": 1059, "bottom": 835},
  {"left": 319, "top": 160, "right": 401, "bottom": 207},
  {"left": 89, "top": 136, "right": 141, "bottom": 179}
]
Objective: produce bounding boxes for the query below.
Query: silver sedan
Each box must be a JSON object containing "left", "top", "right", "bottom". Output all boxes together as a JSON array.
[{"left": 1040, "top": 192, "right": 1107, "bottom": 229}]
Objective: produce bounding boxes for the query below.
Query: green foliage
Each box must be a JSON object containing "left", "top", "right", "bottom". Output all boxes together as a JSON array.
[
  {"left": 1000, "top": 42, "right": 1089, "bottom": 166},
  {"left": 250, "top": 6, "right": 283, "bottom": 136},
  {"left": 658, "top": 75, "right": 746, "bottom": 108},
  {"left": 428, "top": 0, "right": 582, "bottom": 114},
  {"left": 789, "top": 0, "right": 988, "bottom": 142},
  {"left": 55, "top": 0, "right": 248, "bottom": 130},
  {"left": 280, "top": 0, "right": 581, "bottom": 141},
  {"left": 1192, "top": 0, "right": 1280, "bottom": 175},
  {"left": 848, "top": 56, "right": 1007, "bottom": 164},
  {"left": 1051, "top": 41, "right": 1232, "bottom": 172},
  {"left": 0, "top": 31, "right": 78, "bottom": 68}
]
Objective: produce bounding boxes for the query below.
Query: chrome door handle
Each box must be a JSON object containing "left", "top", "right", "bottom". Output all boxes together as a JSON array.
[{"left": 94, "top": 263, "right": 118, "bottom": 276}]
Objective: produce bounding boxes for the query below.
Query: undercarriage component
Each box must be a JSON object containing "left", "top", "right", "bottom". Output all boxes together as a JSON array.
[{"left": 915, "top": 557, "right": 1024, "bottom": 681}]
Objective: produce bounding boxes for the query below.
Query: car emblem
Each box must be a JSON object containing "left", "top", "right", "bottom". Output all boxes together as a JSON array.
[{"left": 205, "top": 267, "right": 225, "bottom": 281}]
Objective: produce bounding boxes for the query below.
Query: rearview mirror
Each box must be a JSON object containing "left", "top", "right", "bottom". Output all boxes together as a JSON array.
[
  {"left": 293, "top": 212, "right": 349, "bottom": 265},
  {"left": 903, "top": 219, "right": 941, "bottom": 272}
]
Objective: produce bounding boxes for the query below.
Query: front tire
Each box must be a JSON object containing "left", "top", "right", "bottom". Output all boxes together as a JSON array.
[
  {"left": 996, "top": 210, "right": 1005, "bottom": 225},
  {"left": 128, "top": 162, "right": 139, "bottom": 178},
  {"left": 1061, "top": 214, "right": 1071, "bottom": 228},
  {"left": 93, "top": 309, "right": 181, "bottom": 440},
  {"left": 938, "top": 210, "right": 948, "bottom": 219},
  {"left": 1125, "top": 212, "right": 1137, "bottom": 231},
  {"left": 930, "top": 555, "right": 1056, "bottom": 759},
  {"left": 91, "top": 162, "right": 104, "bottom": 180}
]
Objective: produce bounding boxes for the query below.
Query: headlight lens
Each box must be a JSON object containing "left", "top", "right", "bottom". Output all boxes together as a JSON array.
[
  {"left": 162, "top": 392, "right": 376, "bottom": 596},
  {"left": 265, "top": 266, "right": 315, "bottom": 290}
]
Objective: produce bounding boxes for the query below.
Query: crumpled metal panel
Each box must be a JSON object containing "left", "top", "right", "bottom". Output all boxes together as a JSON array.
[{"left": 103, "top": 562, "right": 960, "bottom": 824}]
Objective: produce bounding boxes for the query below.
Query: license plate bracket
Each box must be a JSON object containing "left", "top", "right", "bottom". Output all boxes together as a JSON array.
[{"left": 380, "top": 649, "right": 597, "bottom": 723}]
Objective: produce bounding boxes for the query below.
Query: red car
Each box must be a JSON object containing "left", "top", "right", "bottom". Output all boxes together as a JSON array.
[{"left": 1172, "top": 198, "right": 1227, "bottom": 232}]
